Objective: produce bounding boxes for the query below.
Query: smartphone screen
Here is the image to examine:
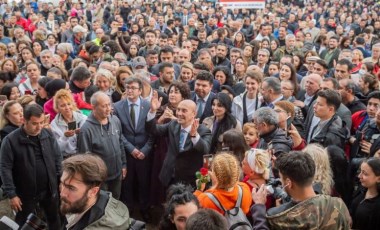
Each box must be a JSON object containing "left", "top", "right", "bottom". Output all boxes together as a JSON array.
[
  {"left": 203, "top": 154, "right": 213, "bottom": 169},
  {"left": 68, "top": 121, "right": 77, "bottom": 130},
  {"left": 286, "top": 117, "right": 293, "bottom": 133}
]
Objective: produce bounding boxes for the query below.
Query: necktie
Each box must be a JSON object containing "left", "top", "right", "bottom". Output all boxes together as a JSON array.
[
  {"left": 196, "top": 99, "right": 204, "bottom": 118},
  {"left": 179, "top": 129, "right": 186, "bottom": 151},
  {"left": 130, "top": 104, "right": 135, "bottom": 128}
]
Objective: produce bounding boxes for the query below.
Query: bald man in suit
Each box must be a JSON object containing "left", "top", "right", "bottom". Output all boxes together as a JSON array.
[{"left": 147, "top": 94, "right": 212, "bottom": 188}]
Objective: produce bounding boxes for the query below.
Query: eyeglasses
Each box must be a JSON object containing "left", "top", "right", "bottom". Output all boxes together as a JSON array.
[
  {"left": 125, "top": 86, "right": 140, "bottom": 90},
  {"left": 274, "top": 109, "right": 287, "bottom": 114},
  {"left": 235, "top": 62, "right": 244, "bottom": 65}
]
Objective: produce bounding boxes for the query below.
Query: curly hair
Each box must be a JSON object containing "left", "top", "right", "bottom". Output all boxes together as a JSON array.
[
  {"left": 211, "top": 152, "right": 240, "bottom": 190},
  {"left": 303, "top": 144, "right": 333, "bottom": 195},
  {"left": 53, "top": 89, "right": 79, "bottom": 113}
]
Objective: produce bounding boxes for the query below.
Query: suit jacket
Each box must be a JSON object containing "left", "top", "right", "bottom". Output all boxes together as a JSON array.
[
  {"left": 191, "top": 91, "right": 217, "bottom": 123},
  {"left": 113, "top": 98, "right": 154, "bottom": 156},
  {"left": 148, "top": 119, "right": 212, "bottom": 187}
]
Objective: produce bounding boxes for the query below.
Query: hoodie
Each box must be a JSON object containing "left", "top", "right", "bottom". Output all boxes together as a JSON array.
[
  {"left": 258, "top": 127, "right": 293, "bottom": 157},
  {"left": 77, "top": 113, "right": 126, "bottom": 181}
]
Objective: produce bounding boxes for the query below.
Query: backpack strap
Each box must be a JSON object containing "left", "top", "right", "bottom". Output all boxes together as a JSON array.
[
  {"left": 242, "top": 92, "right": 248, "bottom": 124},
  {"left": 235, "top": 185, "right": 243, "bottom": 208},
  {"left": 205, "top": 192, "right": 226, "bottom": 213},
  {"left": 205, "top": 185, "right": 244, "bottom": 211}
]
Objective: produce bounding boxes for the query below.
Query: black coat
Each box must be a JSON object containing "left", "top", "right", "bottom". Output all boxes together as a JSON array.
[
  {"left": 148, "top": 119, "right": 212, "bottom": 187},
  {"left": 309, "top": 114, "right": 347, "bottom": 149},
  {"left": 0, "top": 127, "right": 62, "bottom": 199},
  {"left": 258, "top": 127, "right": 293, "bottom": 157}
]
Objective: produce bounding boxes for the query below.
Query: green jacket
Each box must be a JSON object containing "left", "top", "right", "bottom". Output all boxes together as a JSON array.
[
  {"left": 83, "top": 191, "right": 131, "bottom": 230},
  {"left": 272, "top": 47, "right": 302, "bottom": 62},
  {"left": 267, "top": 195, "right": 351, "bottom": 230}
]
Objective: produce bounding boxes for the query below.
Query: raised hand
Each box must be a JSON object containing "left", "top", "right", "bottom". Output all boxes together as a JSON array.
[
  {"left": 190, "top": 118, "right": 199, "bottom": 137},
  {"left": 150, "top": 90, "right": 163, "bottom": 113}
]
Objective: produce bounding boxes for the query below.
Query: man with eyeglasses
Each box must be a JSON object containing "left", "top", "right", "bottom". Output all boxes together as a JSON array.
[{"left": 113, "top": 77, "right": 155, "bottom": 222}]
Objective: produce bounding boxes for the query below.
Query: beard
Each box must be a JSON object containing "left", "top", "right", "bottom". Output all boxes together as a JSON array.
[{"left": 60, "top": 190, "right": 90, "bottom": 215}]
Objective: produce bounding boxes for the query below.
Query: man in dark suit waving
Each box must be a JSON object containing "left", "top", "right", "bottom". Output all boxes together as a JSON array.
[
  {"left": 148, "top": 92, "right": 212, "bottom": 188},
  {"left": 113, "top": 77, "right": 154, "bottom": 221}
]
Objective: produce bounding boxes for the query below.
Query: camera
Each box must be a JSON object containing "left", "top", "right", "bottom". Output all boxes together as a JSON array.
[
  {"left": 266, "top": 178, "right": 291, "bottom": 203},
  {"left": 0, "top": 214, "right": 46, "bottom": 230},
  {"left": 20, "top": 214, "right": 46, "bottom": 230}
]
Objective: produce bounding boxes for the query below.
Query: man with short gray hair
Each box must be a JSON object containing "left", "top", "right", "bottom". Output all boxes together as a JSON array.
[
  {"left": 260, "top": 77, "right": 283, "bottom": 108},
  {"left": 253, "top": 107, "right": 293, "bottom": 157},
  {"left": 39, "top": 50, "right": 53, "bottom": 76},
  {"left": 77, "top": 91, "right": 127, "bottom": 199},
  {"left": 273, "top": 34, "right": 301, "bottom": 62}
]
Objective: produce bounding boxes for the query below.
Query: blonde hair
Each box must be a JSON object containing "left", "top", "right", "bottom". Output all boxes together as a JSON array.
[
  {"left": 53, "top": 89, "right": 78, "bottom": 113},
  {"left": 211, "top": 152, "right": 240, "bottom": 190},
  {"left": 96, "top": 68, "right": 116, "bottom": 89},
  {"left": 245, "top": 149, "right": 270, "bottom": 180},
  {"left": 181, "top": 62, "right": 194, "bottom": 72},
  {"left": 17, "top": 95, "right": 35, "bottom": 108},
  {"left": 302, "top": 144, "right": 333, "bottom": 195}
]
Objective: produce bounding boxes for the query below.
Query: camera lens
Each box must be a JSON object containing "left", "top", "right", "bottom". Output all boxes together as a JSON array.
[{"left": 20, "top": 214, "right": 46, "bottom": 230}]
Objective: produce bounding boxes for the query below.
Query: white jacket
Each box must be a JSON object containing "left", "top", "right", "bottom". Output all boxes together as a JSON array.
[
  {"left": 231, "top": 92, "right": 261, "bottom": 126},
  {"left": 50, "top": 111, "right": 87, "bottom": 156}
]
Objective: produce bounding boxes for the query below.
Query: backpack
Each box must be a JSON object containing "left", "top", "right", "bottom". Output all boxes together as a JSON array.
[{"left": 206, "top": 185, "right": 252, "bottom": 230}]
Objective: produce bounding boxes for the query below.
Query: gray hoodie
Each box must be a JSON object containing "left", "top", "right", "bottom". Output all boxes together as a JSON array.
[{"left": 77, "top": 113, "right": 127, "bottom": 181}]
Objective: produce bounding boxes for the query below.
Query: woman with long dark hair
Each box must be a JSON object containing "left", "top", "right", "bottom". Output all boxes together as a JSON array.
[
  {"left": 350, "top": 158, "right": 380, "bottom": 229},
  {"left": 202, "top": 92, "right": 241, "bottom": 154},
  {"left": 158, "top": 183, "right": 199, "bottom": 230}
]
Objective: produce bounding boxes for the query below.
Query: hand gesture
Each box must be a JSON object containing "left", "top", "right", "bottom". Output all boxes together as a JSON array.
[
  {"left": 131, "top": 149, "right": 139, "bottom": 159},
  {"left": 74, "top": 128, "right": 81, "bottom": 134},
  {"left": 64, "top": 130, "right": 76, "bottom": 137},
  {"left": 252, "top": 184, "right": 267, "bottom": 205},
  {"left": 10, "top": 196, "right": 22, "bottom": 212},
  {"left": 288, "top": 124, "right": 303, "bottom": 148},
  {"left": 190, "top": 119, "right": 199, "bottom": 137},
  {"left": 122, "top": 168, "right": 127, "bottom": 180},
  {"left": 360, "top": 140, "right": 372, "bottom": 154},
  {"left": 293, "top": 100, "right": 305, "bottom": 108},
  {"left": 136, "top": 151, "right": 145, "bottom": 160},
  {"left": 150, "top": 90, "right": 162, "bottom": 113}
]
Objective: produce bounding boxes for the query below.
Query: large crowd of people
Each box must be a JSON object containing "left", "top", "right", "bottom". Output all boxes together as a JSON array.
[{"left": 0, "top": 0, "right": 379, "bottom": 229}]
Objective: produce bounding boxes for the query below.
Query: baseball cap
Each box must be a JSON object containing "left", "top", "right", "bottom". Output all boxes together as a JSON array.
[{"left": 132, "top": 56, "right": 147, "bottom": 68}]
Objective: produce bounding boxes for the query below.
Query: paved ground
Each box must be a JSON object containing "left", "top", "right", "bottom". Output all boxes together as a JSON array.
[{"left": 0, "top": 199, "right": 14, "bottom": 221}]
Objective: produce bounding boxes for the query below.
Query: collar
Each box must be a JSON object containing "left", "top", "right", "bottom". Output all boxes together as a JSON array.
[
  {"left": 196, "top": 92, "right": 211, "bottom": 103},
  {"left": 127, "top": 98, "right": 141, "bottom": 106},
  {"left": 270, "top": 95, "right": 283, "bottom": 104},
  {"left": 181, "top": 124, "right": 192, "bottom": 132}
]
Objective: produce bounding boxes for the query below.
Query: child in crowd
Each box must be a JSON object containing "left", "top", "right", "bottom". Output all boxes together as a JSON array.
[{"left": 243, "top": 122, "right": 259, "bottom": 148}]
